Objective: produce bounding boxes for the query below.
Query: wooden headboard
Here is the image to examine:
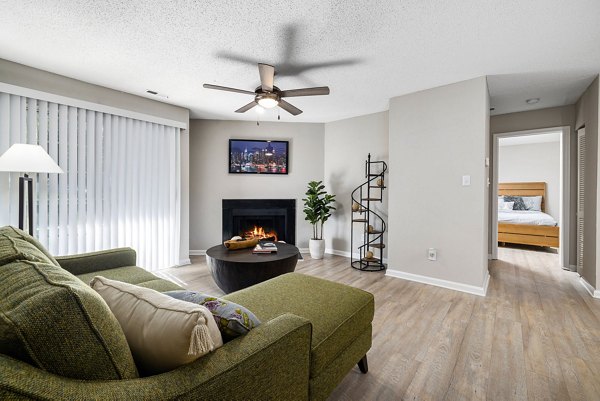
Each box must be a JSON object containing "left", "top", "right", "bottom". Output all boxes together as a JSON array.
[{"left": 498, "top": 182, "right": 546, "bottom": 212}]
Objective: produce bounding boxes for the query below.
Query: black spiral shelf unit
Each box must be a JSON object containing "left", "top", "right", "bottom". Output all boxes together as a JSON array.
[{"left": 350, "top": 154, "right": 387, "bottom": 271}]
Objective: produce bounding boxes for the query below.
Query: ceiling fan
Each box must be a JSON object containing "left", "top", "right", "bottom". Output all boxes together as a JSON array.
[{"left": 203, "top": 63, "right": 330, "bottom": 116}]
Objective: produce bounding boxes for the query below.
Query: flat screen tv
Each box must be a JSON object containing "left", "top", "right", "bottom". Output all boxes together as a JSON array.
[{"left": 229, "top": 139, "right": 289, "bottom": 174}]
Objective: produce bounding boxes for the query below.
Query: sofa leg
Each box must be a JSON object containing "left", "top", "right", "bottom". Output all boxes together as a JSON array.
[{"left": 357, "top": 355, "right": 368, "bottom": 374}]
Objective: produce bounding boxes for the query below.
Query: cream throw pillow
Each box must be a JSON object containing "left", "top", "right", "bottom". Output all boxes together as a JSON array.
[{"left": 90, "top": 276, "right": 223, "bottom": 374}]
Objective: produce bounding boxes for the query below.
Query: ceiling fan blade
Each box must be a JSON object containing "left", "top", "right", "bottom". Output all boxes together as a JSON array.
[
  {"left": 258, "top": 63, "right": 275, "bottom": 92},
  {"left": 279, "top": 86, "right": 330, "bottom": 98},
  {"left": 203, "top": 84, "right": 255, "bottom": 95},
  {"left": 235, "top": 101, "right": 258, "bottom": 113},
  {"left": 278, "top": 99, "right": 303, "bottom": 116}
]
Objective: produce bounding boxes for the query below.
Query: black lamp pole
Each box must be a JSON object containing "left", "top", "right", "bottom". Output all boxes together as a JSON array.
[{"left": 18, "top": 173, "right": 34, "bottom": 236}]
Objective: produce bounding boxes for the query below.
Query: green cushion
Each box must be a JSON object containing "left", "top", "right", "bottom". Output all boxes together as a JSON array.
[
  {"left": 0, "top": 226, "right": 59, "bottom": 267},
  {"left": 0, "top": 259, "right": 139, "bottom": 380},
  {"left": 56, "top": 248, "right": 138, "bottom": 276},
  {"left": 76, "top": 266, "right": 183, "bottom": 293},
  {"left": 76, "top": 265, "right": 162, "bottom": 287},
  {"left": 0, "top": 232, "right": 56, "bottom": 267},
  {"left": 136, "top": 278, "right": 183, "bottom": 292},
  {"left": 224, "top": 273, "right": 374, "bottom": 377}
]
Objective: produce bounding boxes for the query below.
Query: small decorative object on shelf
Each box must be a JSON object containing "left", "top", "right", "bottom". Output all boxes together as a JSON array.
[{"left": 350, "top": 153, "right": 387, "bottom": 271}]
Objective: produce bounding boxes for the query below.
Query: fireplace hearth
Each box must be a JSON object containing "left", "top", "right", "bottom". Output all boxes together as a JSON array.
[{"left": 222, "top": 199, "right": 296, "bottom": 245}]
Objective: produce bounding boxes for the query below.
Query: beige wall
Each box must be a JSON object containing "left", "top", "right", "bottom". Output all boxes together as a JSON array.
[
  {"left": 490, "top": 106, "right": 575, "bottom": 134},
  {"left": 0, "top": 58, "right": 191, "bottom": 263},
  {"left": 323, "top": 111, "right": 389, "bottom": 258},
  {"left": 0, "top": 58, "right": 189, "bottom": 125},
  {"left": 575, "top": 76, "right": 600, "bottom": 288},
  {"left": 490, "top": 105, "right": 576, "bottom": 266},
  {"left": 498, "top": 141, "right": 561, "bottom": 222},
  {"left": 188, "top": 119, "right": 325, "bottom": 251},
  {"left": 387, "top": 77, "right": 490, "bottom": 290}
]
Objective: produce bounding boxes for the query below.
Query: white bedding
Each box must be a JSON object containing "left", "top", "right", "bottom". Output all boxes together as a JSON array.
[{"left": 498, "top": 210, "right": 558, "bottom": 226}]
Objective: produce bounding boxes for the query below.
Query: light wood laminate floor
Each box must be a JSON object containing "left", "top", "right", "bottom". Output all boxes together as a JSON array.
[{"left": 158, "top": 247, "right": 600, "bottom": 401}]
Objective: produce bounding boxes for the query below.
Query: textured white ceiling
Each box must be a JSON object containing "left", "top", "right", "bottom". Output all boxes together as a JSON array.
[{"left": 1, "top": 0, "right": 599, "bottom": 122}]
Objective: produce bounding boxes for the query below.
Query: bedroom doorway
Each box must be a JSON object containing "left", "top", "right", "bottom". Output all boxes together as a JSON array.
[{"left": 491, "top": 126, "right": 571, "bottom": 269}]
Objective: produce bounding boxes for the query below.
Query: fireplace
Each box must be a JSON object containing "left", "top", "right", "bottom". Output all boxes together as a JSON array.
[{"left": 222, "top": 199, "right": 296, "bottom": 244}]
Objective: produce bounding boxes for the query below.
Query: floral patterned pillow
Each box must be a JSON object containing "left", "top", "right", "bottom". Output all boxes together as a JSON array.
[{"left": 164, "top": 291, "right": 260, "bottom": 342}]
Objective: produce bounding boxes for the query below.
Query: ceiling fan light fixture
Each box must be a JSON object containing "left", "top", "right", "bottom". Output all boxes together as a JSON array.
[
  {"left": 257, "top": 95, "right": 279, "bottom": 109},
  {"left": 203, "top": 62, "right": 328, "bottom": 116}
]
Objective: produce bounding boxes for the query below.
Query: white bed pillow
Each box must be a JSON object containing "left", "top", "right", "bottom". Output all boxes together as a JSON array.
[
  {"left": 90, "top": 276, "right": 223, "bottom": 375},
  {"left": 521, "top": 196, "right": 543, "bottom": 211},
  {"left": 500, "top": 201, "right": 514, "bottom": 211}
]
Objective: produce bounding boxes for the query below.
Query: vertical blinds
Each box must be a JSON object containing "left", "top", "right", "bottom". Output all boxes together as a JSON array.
[
  {"left": 0, "top": 92, "right": 181, "bottom": 272},
  {"left": 577, "top": 128, "right": 585, "bottom": 272}
]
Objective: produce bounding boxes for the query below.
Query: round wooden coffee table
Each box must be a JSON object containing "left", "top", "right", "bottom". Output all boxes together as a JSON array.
[{"left": 206, "top": 242, "right": 300, "bottom": 293}]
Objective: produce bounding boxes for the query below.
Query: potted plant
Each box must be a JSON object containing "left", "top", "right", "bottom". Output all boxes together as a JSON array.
[{"left": 303, "top": 180, "right": 336, "bottom": 259}]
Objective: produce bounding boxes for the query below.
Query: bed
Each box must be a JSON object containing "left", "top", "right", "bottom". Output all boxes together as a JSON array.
[{"left": 498, "top": 182, "right": 559, "bottom": 248}]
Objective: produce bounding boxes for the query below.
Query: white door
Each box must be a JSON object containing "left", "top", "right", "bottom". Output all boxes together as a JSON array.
[{"left": 577, "top": 128, "right": 586, "bottom": 274}]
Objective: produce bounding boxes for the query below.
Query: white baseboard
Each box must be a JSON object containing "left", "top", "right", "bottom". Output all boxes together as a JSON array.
[
  {"left": 482, "top": 271, "right": 491, "bottom": 295},
  {"left": 191, "top": 248, "right": 309, "bottom": 255},
  {"left": 579, "top": 276, "right": 600, "bottom": 298},
  {"left": 191, "top": 247, "right": 377, "bottom": 258},
  {"left": 385, "top": 269, "right": 490, "bottom": 297},
  {"left": 178, "top": 258, "right": 192, "bottom": 266},
  {"left": 325, "top": 248, "right": 388, "bottom": 263},
  {"left": 326, "top": 248, "right": 352, "bottom": 258}
]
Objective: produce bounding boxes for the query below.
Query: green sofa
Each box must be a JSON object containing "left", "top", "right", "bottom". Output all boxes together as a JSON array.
[{"left": 0, "top": 226, "right": 374, "bottom": 400}]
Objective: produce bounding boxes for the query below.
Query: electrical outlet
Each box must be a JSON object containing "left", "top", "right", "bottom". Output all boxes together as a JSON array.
[{"left": 427, "top": 248, "right": 437, "bottom": 261}]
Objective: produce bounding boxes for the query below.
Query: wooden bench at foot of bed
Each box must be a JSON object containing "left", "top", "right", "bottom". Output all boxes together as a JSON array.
[{"left": 498, "top": 223, "right": 559, "bottom": 248}]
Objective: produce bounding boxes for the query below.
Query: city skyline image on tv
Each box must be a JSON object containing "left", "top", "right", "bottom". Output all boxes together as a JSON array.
[{"left": 229, "top": 139, "right": 288, "bottom": 174}]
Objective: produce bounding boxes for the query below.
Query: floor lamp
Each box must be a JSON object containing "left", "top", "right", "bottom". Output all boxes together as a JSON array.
[{"left": 0, "top": 144, "right": 63, "bottom": 236}]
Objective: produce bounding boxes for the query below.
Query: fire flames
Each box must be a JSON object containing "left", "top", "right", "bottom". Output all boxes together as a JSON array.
[{"left": 244, "top": 226, "right": 278, "bottom": 241}]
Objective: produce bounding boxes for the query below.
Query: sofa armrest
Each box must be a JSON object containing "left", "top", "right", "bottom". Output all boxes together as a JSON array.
[
  {"left": 0, "top": 313, "right": 312, "bottom": 401},
  {"left": 55, "top": 248, "right": 137, "bottom": 275}
]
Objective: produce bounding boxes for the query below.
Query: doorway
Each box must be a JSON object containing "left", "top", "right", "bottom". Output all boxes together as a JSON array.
[{"left": 491, "top": 126, "right": 571, "bottom": 269}]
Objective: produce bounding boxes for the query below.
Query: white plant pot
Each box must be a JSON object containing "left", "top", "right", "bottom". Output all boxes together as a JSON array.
[{"left": 309, "top": 239, "right": 326, "bottom": 259}]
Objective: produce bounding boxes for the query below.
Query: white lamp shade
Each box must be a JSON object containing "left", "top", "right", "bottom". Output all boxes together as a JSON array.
[{"left": 0, "top": 144, "right": 64, "bottom": 174}]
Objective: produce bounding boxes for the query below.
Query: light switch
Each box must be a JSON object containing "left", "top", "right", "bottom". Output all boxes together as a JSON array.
[{"left": 462, "top": 175, "right": 471, "bottom": 186}]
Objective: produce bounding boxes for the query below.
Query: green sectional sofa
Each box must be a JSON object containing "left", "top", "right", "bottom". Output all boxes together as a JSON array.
[{"left": 0, "top": 226, "right": 374, "bottom": 400}]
